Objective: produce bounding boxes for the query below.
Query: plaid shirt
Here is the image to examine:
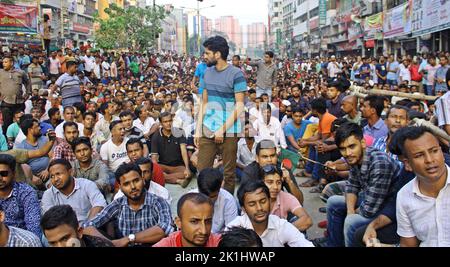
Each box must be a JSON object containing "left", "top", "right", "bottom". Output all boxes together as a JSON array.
[
  {"left": 85, "top": 191, "right": 173, "bottom": 241},
  {"left": 53, "top": 138, "right": 76, "bottom": 162},
  {"left": 345, "top": 147, "right": 401, "bottom": 218},
  {"left": 6, "top": 226, "right": 42, "bottom": 247}
]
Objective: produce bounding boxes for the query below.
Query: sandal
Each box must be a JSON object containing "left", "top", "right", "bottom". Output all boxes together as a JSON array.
[
  {"left": 299, "top": 179, "right": 318, "bottom": 187},
  {"left": 309, "top": 186, "right": 322, "bottom": 193},
  {"left": 177, "top": 177, "right": 192, "bottom": 188}
]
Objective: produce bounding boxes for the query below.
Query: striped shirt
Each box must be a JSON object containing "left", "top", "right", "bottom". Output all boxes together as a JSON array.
[
  {"left": 372, "top": 136, "right": 403, "bottom": 168},
  {"left": 200, "top": 64, "right": 247, "bottom": 134},
  {"left": 85, "top": 191, "right": 173, "bottom": 241},
  {"left": 345, "top": 147, "right": 401, "bottom": 218},
  {"left": 55, "top": 73, "right": 82, "bottom": 107},
  {"left": 6, "top": 226, "right": 42, "bottom": 247},
  {"left": 436, "top": 91, "right": 450, "bottom": 128}
]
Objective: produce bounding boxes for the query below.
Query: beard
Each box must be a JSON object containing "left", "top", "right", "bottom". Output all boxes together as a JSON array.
[
  {"left": 124, "top": 188, "right": 144, "bottom": 201},
  {"left": 206, "top": 59, "right": 217, "bottom": 67}
]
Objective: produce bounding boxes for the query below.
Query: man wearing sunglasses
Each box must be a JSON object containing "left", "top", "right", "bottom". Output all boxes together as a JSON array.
[
  {"left": 0, "top": 154, "right": 41, "bottom": 239},
  {"left": 241, "top": 139, "right": 303, "bottom": 204}
]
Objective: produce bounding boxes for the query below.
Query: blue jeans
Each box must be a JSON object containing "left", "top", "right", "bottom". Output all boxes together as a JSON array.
[
  {"left": 256, "top": 86, "right": 272, "bottom": 100},
  {"left": 305, "top": 146, "right": 320, "bottom": 181},
  {"left": 425, "top": 85, "right": 434, "bottom": 96},
  {"left": 326, "top": 195, "right": 373, "bottom": 247}
]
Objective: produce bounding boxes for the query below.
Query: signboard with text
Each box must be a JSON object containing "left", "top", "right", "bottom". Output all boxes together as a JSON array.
[
  {"left": 411, "top": 0, "right": 450, "bottom": 37},
  {"left": 383, "top": 2, "right": 411, "bottom": 39},
  {"left": 0, "top": 3, "right": 37, "bottom": 34},
  {"left": 319, "top": 0, "right": 327, "bottom": 26}
]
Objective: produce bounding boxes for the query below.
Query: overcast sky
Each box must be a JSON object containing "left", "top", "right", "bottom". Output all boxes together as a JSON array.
[{"left": 151, "top": 0, "right": 269, "bottom": 26}]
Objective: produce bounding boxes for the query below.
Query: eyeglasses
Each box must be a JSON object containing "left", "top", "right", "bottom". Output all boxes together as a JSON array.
[{"left": 0, "top": 170, "right": 9, "bottom": 177}]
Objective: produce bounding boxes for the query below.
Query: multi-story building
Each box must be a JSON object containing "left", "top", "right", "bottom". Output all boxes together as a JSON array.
[
  {"left": 281, "top": 0, "right": 295, "bottom": 57},
  {"left": 215, "top": 16, "right": 243, "bottom": 54},
  {"left": 38, "top": 0, "right": 96, "bottom": 48},
  {"left": 246, "top": 22, "right": 267, "bottom": 58},
  {"left": 268, "top": 0, "right": 283, "bottom": 53}
]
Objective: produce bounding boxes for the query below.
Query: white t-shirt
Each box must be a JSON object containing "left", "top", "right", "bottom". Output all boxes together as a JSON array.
[
  {"left": 100, "top": 138, "right": 130, "bottom": 172},
  {"left": 83, "top": 56, "right": 95, "bottom": 72},
  {"left": 49, "top": 57, "right": 60, "bottom": 75},
  {"left": 55, "top": 121, "right": 84, "bottom": 139},
  {"left": 398, "top": 64, "right": 411, "bottom": 83}
]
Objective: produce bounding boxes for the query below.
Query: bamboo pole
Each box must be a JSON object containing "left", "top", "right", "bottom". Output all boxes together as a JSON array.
[
  {"left": 412, "top": 118, "right": 450, "bottom": 143},
  {"left": 350, "top": 86, "right": 439, "bottom": 101}
]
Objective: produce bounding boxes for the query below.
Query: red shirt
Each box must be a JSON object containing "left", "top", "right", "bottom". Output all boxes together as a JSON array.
[
  {"left": 153, "top": 231, "right": 221, "bottom": 247},
  {"left": 152, "top": 161, "right": 165, "bottom": 187}
]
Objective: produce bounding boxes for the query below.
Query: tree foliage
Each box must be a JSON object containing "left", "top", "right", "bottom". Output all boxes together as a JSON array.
[{"left": 94, "top": 3, "right": 169, "bottom": 51}]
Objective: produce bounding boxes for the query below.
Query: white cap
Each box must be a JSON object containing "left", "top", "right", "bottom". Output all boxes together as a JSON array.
[{"left": 282, "top": 100, "right": 291, "bottom": 107}]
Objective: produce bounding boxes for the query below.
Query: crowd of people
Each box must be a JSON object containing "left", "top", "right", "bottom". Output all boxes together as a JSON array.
[{"left": 0, "top": 34, "right": 449, "bottom": 247}]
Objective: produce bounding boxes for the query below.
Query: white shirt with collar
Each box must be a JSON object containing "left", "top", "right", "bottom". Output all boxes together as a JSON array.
[
  {"left": 253, "top": 116, "right": 287, "bottom": 149},
  {"left": 55, "top": 121, "right": 84, "bottom": 139},
  {"left": 41, "top": 178, "right": 107, "bottom": 224},
  {"left": 237, "top": 138, "right": 257, "bottom": 167},
  {"left": 226, "top": 214, "right": 314, "bottom": 247},
  {"left": 133, "top": 117, "right": 156, "bottom": 135},
  {"left": 396, "top": 165, "right": 450, "bottom": 247}
]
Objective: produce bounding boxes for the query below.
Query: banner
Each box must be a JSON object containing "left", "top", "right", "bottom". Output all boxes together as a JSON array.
[
  {"left": 319, "top": 0, "right": 327, "bottom": 26},
  {"left": 411, "top": 0, "right": 450, "bottom": 37},
  {"left": 383, "top": 2, "right": 411, "bottom": 39},
  {"left": 364, "top": 12, "right": 383, "bottom": 40},
  {"left": 0, "top": 3, "right": 37, "bottom": 34}
]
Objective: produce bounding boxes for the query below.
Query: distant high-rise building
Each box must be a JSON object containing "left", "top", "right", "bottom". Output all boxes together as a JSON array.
[
  {"left": 214, "top": 16, "right": 243, "bottom": 53},
  {"left": 268, "top": 0, "right": 283, "bottom": 51}
]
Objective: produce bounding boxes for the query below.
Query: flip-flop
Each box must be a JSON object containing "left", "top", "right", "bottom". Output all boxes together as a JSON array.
[{"left": 299, "top": 179, "right": 318, "bottom": 187}]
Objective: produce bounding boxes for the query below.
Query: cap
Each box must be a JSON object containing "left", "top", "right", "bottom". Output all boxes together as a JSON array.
[{"left": 282, "top": 100, "right": 291, "bottom": 107}]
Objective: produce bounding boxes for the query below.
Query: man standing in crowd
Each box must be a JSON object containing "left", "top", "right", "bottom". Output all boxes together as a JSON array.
[
  {"left": 0, "top": 56, "right": 31, "bottom": 135},
  {"left": 195, "top": 36, "right": 247, "bottom": 194},
  {"left": 248, "top": 51, "right": 277, "bottom": 100}
]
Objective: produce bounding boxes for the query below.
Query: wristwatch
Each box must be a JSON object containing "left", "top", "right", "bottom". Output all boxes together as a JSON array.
[{"left": 128, "top": 234, "right": 136, "bottom": 244}]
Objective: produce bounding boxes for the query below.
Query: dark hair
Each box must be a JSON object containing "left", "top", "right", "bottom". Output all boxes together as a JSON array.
[
  {"left": 41, "top": 205, "right": 79, "bottom": 232},
  {"left": 327, "top": 79, "right": 344, "bottom": 92},
  {"left": 203, "top": 36, "right": 229, "bottom": 60},
  {"left": 109, "top": 120, "right": 123, "bottom": 131},
  {"left": 63, "top": 121, "right": 78, "bottom": 132},
  {"left": 63, "top": 105, "right": 75, "bottom": 113},
  {"left": 331, "top": 117, "right": 349, "bottom": 133},
  {"left": 386, "top": 105, "right": 410, "bottom": 120},
  {"left": 292, "top": 84, "right": 303, "bottom": 91},
  {"left": 20, "top": 118, "right": 38, "bottom": 135},
  {"left": 126, "top": 138, "right": 144, "bottom": 151},
  {"left": 48, "top": 159, "right": 72, "bottom": 171},
  {"left": 265, "top": 51, "right": 274, "bottom": 58},
  {"left": 159, "top": 111, "right": 172, "bottom": 122},
  {"left": 134, "top": 106, "right": 144, "bottom": 118},
  {"left": 197, "top": 168, "right": 223, "bottom": 196},
  {"left": 364, "top": 95, "right": 384, "bottom": 117},
  {"left": 66, "top": 60, "right": 78, "bottom": 69},
  {"left": 135, "top": 157, "right": 153, "bottom": 172},
  {"left": 218, "top": 227, "right": 263, "bottom": 247},
  {"left": 334, "top": 122, "right": 364, "bottom": 147},
  {"left": 72, "top": 102, "right": 86, "bottom": 115},
  {"left": 389, "top": 126, "right": 434, "bottom": 157},
  {"left": 119, "top": 110, "right": 134, "bottom": 119},
  {"left": 177, "top": 192, "right": 213, "bottom": 218},
  {"left": 248, "top": 89, "right": 256, "bottom": 95},
  {"left": 115, "top": 162, "right": 142, "bottom": 183},
  {"left": 291, "top": 106, "right": 306, "bottom": 115},
  {"left": 71, "top": 137, "right": 92, "bottom": 152},
  {"left": 310, "top": 98, "right": 327, "bottom": 114},
  {"left": 233, "top": 55, "right": 241, "bottom": 60},
  {"left": 83, "top": 111, "right": 96, "bottom": 120},
  {"left": 0, "top": 154, "right": 16, "bottom": 172},
  {"left": 255, "top": 139, "right": 276, "bottom": 156},
  {"left": 48, "top": 107, "right": 60, "bottom": 118},
  {"left": 237, "top": 180, "right": 270, "bottom": 207}
]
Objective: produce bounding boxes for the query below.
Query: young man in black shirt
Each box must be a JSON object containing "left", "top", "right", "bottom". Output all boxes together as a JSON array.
[{"left": 151, "top": 112, "right": 192, "bottom": 187}]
